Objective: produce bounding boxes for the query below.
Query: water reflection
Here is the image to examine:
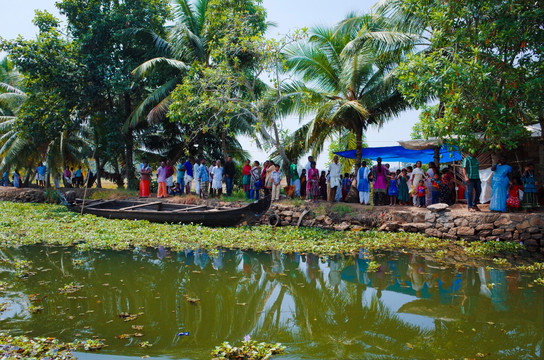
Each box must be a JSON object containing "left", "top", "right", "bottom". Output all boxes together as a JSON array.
[{"left": 0, "top": 246, "right": 542, "bottom": 359}]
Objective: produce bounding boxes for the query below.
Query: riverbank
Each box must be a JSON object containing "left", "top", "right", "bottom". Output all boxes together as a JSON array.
[
  {"left": 1, "top": 201, "right": 544, "bottom": 271},
  {"left": 1, "top": 186, "right": 543, "bottom": 256}
]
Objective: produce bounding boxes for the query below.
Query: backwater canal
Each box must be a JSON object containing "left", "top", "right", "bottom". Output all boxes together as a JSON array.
[{"left": 0, "top": 246, "right": 542, "bottom": 359}]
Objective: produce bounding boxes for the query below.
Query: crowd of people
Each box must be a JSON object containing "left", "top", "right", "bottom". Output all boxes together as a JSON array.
[
  {"left": 1, "top": 162, "right": 96, "bottom": 189},
  {"left": 1, "top": 153, "right": 540, "bottom": 213},
  {"left": 139, "top": 157, "right": 237, "bottom": 200}
]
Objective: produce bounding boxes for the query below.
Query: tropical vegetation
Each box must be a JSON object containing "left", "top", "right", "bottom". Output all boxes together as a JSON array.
[{"left": 1, "top": 0, "right": 541, "bottom": 187}]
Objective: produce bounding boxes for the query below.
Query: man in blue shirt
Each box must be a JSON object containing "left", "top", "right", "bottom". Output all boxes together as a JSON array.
[
  {"left": 183, "top": 158, "right": 194, "bottom": 195},
  {"left": 35, "top": 162, "right": 47, "bottom": 188},
  {"left": 198, "top": 159, "right": 209, "bottom": 199}
]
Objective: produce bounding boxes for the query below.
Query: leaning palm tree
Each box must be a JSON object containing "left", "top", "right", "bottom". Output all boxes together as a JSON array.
[{"left": 283, "top": 15, "right": 412, "bottom": 167}]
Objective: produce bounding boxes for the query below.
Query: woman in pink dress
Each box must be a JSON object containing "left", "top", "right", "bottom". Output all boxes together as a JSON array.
[
  {"left": 306, "top": 161, "right": 319, "bottom": 197},
  {"left": 371, "top": 157, "right": 389, "bottom": 206}
]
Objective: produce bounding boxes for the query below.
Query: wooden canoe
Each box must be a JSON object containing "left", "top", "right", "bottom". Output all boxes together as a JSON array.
[{"left": 66, "top": 196, "right": 271, "bottom": 227}]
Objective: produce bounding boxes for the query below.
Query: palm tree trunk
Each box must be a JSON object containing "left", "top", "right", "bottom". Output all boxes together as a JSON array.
[
  {"left": 95, "top": 156, "right": 102, "bottom": 188},
  {"left": 124, "top": 92, "right": 136, "bottom": 190},
  {"left": 24, "top": 167, "right": 32, "bottom": 187},
  {"left": 434, "top": 146, "right": 440, "bottom": 169},
  {"left": 125, "top": 128, "right": 136, "bottom": 190},
  {"left": 355, "top": 125, "right": 363, "bottom": 170}
]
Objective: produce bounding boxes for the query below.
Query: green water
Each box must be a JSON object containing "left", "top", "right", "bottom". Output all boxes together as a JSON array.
[{"left": 0, "top": 246, "right": 542, "bottom": 359}]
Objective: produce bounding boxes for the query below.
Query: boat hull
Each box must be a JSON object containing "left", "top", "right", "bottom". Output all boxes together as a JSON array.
[{"left": 67, "top": 196, "right": 271, "bottom": 227}]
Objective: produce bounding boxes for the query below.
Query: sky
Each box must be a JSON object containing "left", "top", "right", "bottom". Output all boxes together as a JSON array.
[{"left": 0, "top": 0, "right": 420, "bottom": 168}]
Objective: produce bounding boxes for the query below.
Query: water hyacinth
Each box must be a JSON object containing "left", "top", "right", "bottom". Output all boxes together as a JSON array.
[{"left": 0, "top": 202, "right": 534, "bottom": 267}]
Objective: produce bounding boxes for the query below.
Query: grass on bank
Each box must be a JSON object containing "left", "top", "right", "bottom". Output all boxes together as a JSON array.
[{"left": 0, "top": 201, "right": 530, "bottom": 262}]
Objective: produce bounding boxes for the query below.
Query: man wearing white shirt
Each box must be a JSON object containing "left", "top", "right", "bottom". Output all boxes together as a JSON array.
[
  {"left": 304, "top": 156, "right": 314, "bottom": 174},
  {"left": 194, "top": 161, "right": 201, "bottom": 196},
  {"left": 329, "top": 155, "right": 342, "bottom": 203}
]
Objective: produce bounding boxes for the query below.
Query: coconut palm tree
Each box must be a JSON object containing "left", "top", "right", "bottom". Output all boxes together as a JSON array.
[
  {"left": 283, "top": 14, "right": 413, "bottom": 167},
  {"left": 126, "top": 0, "right": 210, "bottom": 128}
]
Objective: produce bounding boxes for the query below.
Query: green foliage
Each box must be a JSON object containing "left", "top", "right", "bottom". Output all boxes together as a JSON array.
[
  {"left": 456, "top": 240, "right": 524, "bottom": 257},
  {"left": 0, "top": 332, "right": 76, "bottom": 359},
  {"left": 396, "top": 0, "right": 542, "bottom": 153},
  {"left": 329, "top": 204, "right": 354, "bottom": 217},
  {"left": 284, "top": 17, "right": 410, "bottom": 165},
  {"left": 211, "top": 336, "right": 285, "bottom": 360},
  {"left": 0, "top": 201, "right": 453, "bottom": 256}
]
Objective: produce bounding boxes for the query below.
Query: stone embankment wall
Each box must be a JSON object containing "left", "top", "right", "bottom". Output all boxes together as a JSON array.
[{"left": 261, "top": 203, "right": 544, "bottom": 253}]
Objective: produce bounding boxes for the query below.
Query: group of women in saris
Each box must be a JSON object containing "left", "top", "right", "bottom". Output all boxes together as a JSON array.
[{"left": 489, "top": 159, "right": 539, "bottom": 212}]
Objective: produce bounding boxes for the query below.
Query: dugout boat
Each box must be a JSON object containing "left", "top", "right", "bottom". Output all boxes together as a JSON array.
[{"left": 64, "top": 195, "right": 271, "bottom": 227}]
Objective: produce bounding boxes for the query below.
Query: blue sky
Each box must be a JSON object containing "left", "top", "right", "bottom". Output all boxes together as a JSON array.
[{"left": 0, "top": 0, "right": 420, "bottom": 167}]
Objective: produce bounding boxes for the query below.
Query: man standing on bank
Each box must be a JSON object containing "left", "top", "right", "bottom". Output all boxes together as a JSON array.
[
  {"left": 224, "top": 156, "right": 235, "bottom": 197},
  {"left": 329, "top": 155, "right": 342, "bottom": 203},
  {"left": 462, "top": 152, "right": 481, "bottom": 212}
]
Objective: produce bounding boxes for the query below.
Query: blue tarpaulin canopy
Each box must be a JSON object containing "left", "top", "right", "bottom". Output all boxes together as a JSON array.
[{"left": 334, "top": 145, "right": 462, "bottom": 164}]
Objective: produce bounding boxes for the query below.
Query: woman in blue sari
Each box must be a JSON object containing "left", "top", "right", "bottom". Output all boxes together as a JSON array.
[{"left": 489, "top": 158, "right": 512, "bottom": 212}]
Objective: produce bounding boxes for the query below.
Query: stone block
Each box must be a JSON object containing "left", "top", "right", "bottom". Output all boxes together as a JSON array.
[
  {"left": 492, "top": 228, "right": 504, "bottom": 236},
  {"left": 425, "top": 228, "right": 443, "bottom": 238},
  {"left": 454, "top": 218, "right": 469, "bottom": 227},
  {"left": 532, "top": 233, "right": 543, "bottom": 240},
  {"left": 499, "top": 232, "right": 513, "bottom": 240},
  {"left": 315, "top": 215, "right": 325, "bottom": 221},
  {"left": 425, "top": 213, "right": 437, "bottom": 222},
  {"left": 280, "top": 221, "right": 290, "bottom": 226},
  {"left": 476, "top": 223, "right": 494, "bottom": 231},
  {"left": 427, "top": 203, "right": 450, "bottom": 212},
  {"left": 281, "top": 210, "right": 294, "bottom": 217},
  {"left": 516, "top": 221, "right": 531, "bottom": 231},
  {"left": 284, "top": 216, "right": 292, "bottom": 222},
  {"left": 457, "top": 227, "right": 475, "bottom": 236},
  {"left": 335, "top": 222, "right": 351, "bottom": 231},
  {"left": 529, "top": 216, "right": 542, "bottom": 227},
  {"left": 479, "top": 230, "right": 492, "bottom": 236},
  {"left": 494, "top": 217, "right": 512, "bottom": 227},
  {"left": 520, "top": 233, "right": 531, "bottom": 241}
]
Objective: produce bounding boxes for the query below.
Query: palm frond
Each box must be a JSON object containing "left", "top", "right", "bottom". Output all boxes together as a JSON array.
[
  {"left": 125, "top": 78, "right": 179, "bottom": 129},
  {"left": 131, "top": 57, "right": 187, "bottom": 78}
]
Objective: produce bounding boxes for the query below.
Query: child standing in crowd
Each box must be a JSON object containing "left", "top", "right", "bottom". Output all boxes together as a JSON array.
[
  {"left": 319, "top": 170, "right": 327, "bottom": 200},
  {"left": 417, "top": 180, "right": 426, "bottom": 207},
  {"left": 242, "top": 159, "right": 251, "bottom": 200},
  {"left": 341, "top": 172, "right": 351, "bottom": 201},
  {"left": 250, "top": 161, "right": 262, "bottom": 200},
  {"left": 172, "top": 183, "right": 182, "bottom": 196},
  {"left": 271, "top": 164, "right": 282, "bottom": 201},
  {"left": 521, "top": 163, "right": 538, "bottom": 210},
  {"left": 506, "top": 177, "right": 523, "bottom": 210},
  {"left": 310, "top": 173, "right": 320, "bottom": 202},
  {"left": 430, "top": 172, "right": 441, "bottom": 204},
  {"left": 388, "top": 173, "right": 398, "bottom": 205},
  {"left": 397, "top": 168, "right": 409, "bottom": 205}
]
